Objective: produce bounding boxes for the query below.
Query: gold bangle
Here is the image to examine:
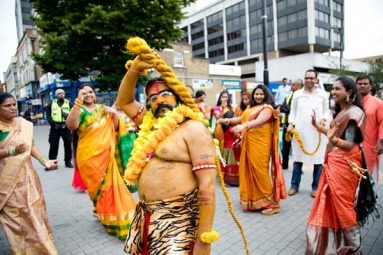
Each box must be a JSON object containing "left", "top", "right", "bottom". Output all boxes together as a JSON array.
[
  {"left": 5, "top": 146, "right": 15, "bottom": 156},
  {"left": 336, "top": 138, "right": 343, "bottom": 147},
  {"left": 38, "top": 156, "right": 48, "bottom": 166},
  {"left": 73, "top": 104, "right": 81, "bottom": 111},
  {"left": 247, "top": 121, "right": 251, "bottom": 129},
  {"left": 225, "top": 118, "right": 229, "bottom": 125},
  {"left": 75, "top": 98, "right": 83, "bottom": 105}
]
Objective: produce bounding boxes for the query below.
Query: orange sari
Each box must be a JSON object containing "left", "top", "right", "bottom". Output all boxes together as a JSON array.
[
  {"left": 76, "top": 105, "right": 136, "bottom": 240},
  {"left": 0, "top": 117, "right": 58, "bottom": 254},
  {"left": 239, "top": 105, "right": 286, "bottom": 211},
  {"left": 306, "top": 106, "right": 365, "bottom": 255}
]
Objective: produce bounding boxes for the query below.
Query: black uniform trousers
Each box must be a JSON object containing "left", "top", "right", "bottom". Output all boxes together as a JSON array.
[
  {"left": 48, "top": 125, "right": 72, "bottom": 163},
  {"left": 281, "top": 124, "right": 291, "bottom": 169}
]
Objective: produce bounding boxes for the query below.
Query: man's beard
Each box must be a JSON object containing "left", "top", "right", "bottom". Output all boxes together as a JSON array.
[{"left": 153, "top": 103, "right": 175, "bottom": 118}]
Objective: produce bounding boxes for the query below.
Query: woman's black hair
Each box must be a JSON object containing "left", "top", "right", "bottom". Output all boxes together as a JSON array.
[
  {"left": 250, "top": 84, "right": 275, "bottom": 107},
  {"left": 240, "top": 92, "right": 251, "bottom": 111},
  {"left": 333, "top": 76, "right": 364, "bottom": 118},
  {"left": 0, "top": 92, "right": 15, "bottom": 105},
  {"left": 216, "top": 90, "right": 233, "bottom": 110},
  {"left": 221, "top": 110, "right": 235, "bottom": 133},
  {"left": 78, "top": 83, "right": 96, "bottom": 93}
]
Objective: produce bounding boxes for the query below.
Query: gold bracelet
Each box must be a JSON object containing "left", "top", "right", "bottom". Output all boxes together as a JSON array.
[
  {"left": 225, "top": 118, "right": 229, "bottom": 125},
  {"left": 336, "top": 138, "right": 343, "bottom": 147},
  {"left": 5, "top": 146, "right": 16, "bottom": 156},
  {"left": 317, "top": 125, "right": 325, "bottom": 133},
  {"left": 247, "top": 121, "right": 251, "bottom": 129},
  {"left": 200, "top": 229, "right": 220, "bottom": 244},
  {"left": 73, "top": 104, "right": 81, "bottom": 111},
  {"left": 75, "top": 98, "right": 83, "bottom": 105},
  {"left": 38, "top": 156, "right": 48, "bottom": 166}
]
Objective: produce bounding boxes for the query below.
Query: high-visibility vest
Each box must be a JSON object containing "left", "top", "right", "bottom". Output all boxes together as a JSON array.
[
  {"left": 281, "top": 92, "right": 293, "bottom": 124},
  {"left": 51, "top": 99, "right": 70, "bottom": 122}
]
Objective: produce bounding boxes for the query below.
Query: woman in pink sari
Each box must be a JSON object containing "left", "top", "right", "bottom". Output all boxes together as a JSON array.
[{"left": 0, "top": 92, "right": 58, "bottom": 254}]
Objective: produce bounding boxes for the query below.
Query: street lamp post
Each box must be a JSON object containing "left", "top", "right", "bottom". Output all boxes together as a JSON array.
[{"left": 261, "top": 0, "right": 269, "bottom": 87}]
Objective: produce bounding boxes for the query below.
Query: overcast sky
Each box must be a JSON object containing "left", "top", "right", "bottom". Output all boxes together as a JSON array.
[{"left": 1, "top": 0, "right": 383, "bottom": 82}]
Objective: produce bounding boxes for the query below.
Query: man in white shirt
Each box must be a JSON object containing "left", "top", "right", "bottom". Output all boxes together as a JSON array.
[
  {"left": 275, "top": 78, "right": 291, "bottom": 105},
  {"left": 287, "top": 70, "right": 329, "bottom": 198}
]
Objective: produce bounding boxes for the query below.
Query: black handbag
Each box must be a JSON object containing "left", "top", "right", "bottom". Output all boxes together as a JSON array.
[{"left": 355, "top": 145, "right": 380, "bottom": 227}]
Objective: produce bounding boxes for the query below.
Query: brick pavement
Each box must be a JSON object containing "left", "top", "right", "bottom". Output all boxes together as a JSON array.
[{"left": 1, "top": 125, "right": 382, "bottom": 255}]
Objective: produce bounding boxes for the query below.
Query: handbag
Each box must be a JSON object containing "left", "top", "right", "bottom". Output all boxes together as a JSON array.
[{"left": 355, "top": 145, "right": 380, "bottom": 227}]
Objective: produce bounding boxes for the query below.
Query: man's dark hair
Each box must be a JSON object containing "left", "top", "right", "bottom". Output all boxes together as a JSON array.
[
  {"left": 355, "top": 75, "right": 373, "bottom": 87},
  {"left": 282, "top": 78, "right": 288, "bottom": 81},
  {"left": 305, "top": 69, "right": 318, "bottom": 78}
]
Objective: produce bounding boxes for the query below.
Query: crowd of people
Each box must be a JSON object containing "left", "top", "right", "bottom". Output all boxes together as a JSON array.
[{"left": 0, "top": 36, "right": 382, "bottom": 255}]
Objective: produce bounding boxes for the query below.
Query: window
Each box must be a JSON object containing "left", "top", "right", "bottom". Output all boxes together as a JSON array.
[
  {"left": 191, "top": 20, "right": 204, "bottom": 30},
  {"left": 279, "top": 32, "right": 288, "bottom": 42},
  {"left": 228, "top": 43, "right": 244, "bottom": 53},
  {"left": 333, "top": 1, "right": 342, "bottom": 12},
  {"left": 298, "top": 10, "right": 306, "bottom": 20},
  {"left": 278, "top": 16, "right": 287, "bottom": 27},
  {"left": 277, "top": 0, "right": 286, "bottom": 10},
  {"left": 174, "top": 51, "right": 184, "bottom": 66},
  {"left": 287, "top": 0, "right": 297, "bottom": 7},
  {"left": 298, "top": 27, "right": 307, "bottom": 37},
  {"left": 209, "top": 49, "right": 225, "bottom": 58},
  {"left": 208, "top": 36, "right": 224, "bottom": 46},
  {"left": 288, "top": 13, "right": 297, "bottom": 23},
  {"left": 288, "top": 30, "right": 297, "bottom": 39}
]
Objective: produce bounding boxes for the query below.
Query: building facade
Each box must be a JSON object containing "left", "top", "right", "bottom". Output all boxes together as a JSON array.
[
  {"left": 180, "top": 0, "right": 344, "bottom": 80},
  {"left": 15, "top": 0, "right": 35, "bottom": 43}
]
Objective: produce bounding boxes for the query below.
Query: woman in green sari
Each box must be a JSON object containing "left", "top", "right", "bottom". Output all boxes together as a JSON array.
[{"left": 66, "top": 84, "right": 136, "bottom": 240}]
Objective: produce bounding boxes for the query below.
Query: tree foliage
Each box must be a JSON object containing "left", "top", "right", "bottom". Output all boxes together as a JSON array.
[
  {"left": 367, "top": 58, "right": 383, "bottom": 89},
  {"left": 29, "top": 0, "right": 196, "bottom": 91}
]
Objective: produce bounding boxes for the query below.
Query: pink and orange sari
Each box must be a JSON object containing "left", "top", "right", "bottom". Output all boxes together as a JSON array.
[
  {"left": 306, "top": 106, "right": 365, "bottom": 255},
  {"left": 239, "top": 105, "right": 286, "bottom": 211},
  {"left": 76, "top": 105, "right": 136, "bottom": 240},
  {"left": 0, "top": 117, "right": 58, "bottom": 254}
]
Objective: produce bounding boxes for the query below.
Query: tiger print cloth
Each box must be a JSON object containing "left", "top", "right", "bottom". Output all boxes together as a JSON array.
[{"left": 124, "top": 189, "right": 199, "bottom": 255}]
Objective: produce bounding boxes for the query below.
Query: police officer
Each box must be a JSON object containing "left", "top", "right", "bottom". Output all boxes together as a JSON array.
[{"left": 46, "top": 89, "right": 74, "bottom": 168}]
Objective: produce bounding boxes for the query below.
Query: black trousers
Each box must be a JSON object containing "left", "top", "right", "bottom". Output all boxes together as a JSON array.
[
  {"left": 281, "top": 124, "right": 291, "bottom": 169},
  {"left": 48, "top": 126, "right": 72, "bottom": 163}
]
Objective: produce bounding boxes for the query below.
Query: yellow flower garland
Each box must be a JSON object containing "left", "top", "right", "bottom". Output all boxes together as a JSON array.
[
  {"left": 124, "top": 104, "right": 205, "bottom": 182},
  {"left": 285, "top": 129, "right": 321, "bottom": 156}
]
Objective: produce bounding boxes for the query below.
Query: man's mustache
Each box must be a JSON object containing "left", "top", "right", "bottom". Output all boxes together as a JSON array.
[{"left": 154, "top": 104, "right": 174, "bottom": 116}]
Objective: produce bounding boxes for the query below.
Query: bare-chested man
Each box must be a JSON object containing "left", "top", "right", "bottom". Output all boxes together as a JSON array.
[{"left": 117, "top": 41, "right": 217, "bottom": 255}]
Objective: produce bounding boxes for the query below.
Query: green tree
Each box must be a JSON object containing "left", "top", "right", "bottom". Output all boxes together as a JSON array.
[
  {"left": 367, "top": 58, "right": 383, "bottom": 90},
  {"left": 29, "top": 0, "right": 196, "bottom": 91}
]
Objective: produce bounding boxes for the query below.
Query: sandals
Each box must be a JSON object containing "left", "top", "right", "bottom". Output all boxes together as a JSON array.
[{"left": 261, "top": 204, "right": 281, "bottom": 216}]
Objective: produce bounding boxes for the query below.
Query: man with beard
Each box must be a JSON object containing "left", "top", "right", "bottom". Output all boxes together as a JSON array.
[
  {"left": 356, "top": 75, "right": 383, "bottom": 184},
  {"left": 116, "top": 39, "right": 217, "bottom": 255}
]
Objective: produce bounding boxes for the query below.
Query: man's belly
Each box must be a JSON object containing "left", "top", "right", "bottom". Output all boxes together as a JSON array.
[{"left": 138, "top": 160, "right": 198, "bottom": 201}]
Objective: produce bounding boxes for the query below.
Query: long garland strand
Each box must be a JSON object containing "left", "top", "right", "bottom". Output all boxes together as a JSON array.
[
  {"left": 285, "top": 129, "right": 321, "bottom": 155},
  {"left": 215, "top": 156, "right": 250, "bottom": 255}
]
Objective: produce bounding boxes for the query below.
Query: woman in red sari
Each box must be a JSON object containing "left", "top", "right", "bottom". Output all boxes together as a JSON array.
[
  {"left": 218, "top": 85, "right": 286, "bottom": 215},
  {"left": 306, "top": 76, "right": 365, "bottom": 254}
]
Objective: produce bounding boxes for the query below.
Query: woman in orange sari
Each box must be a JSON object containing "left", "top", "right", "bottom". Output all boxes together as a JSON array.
[
  {"left": 306, "top": 77, "right": 366, "bottom": 254},
  {"left": 218, "top": 85, "right": 286, "bottom": 215},
  {"left": 66, "top": 84, "right": 136, "bottom": 240},
  {"left": 0, "top": 93, "right": 58, "bottom": 254}
]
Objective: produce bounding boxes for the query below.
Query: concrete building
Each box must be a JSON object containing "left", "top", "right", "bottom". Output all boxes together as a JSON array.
[
  {"left": 150, "top": 42, "right": 243, "bottom": 106},
  {"left": 180, "top": 0, "right": 345, "bottom": 81},
  {"left": 15, "top": 0, "right": 35, "bottom": 43}
]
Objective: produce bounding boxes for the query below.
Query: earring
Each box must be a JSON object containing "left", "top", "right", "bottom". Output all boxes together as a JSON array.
[{"left": 345, "top": 95, "right": 350, "bottom": 104}]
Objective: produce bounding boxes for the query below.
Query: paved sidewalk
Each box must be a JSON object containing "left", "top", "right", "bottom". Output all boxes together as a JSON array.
[{"left": 1, "top": 125, "right": 382, "bottom": 254}]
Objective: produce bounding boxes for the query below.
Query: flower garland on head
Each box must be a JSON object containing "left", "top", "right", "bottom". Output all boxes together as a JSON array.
[{"left": 124, "top": 104, "right": 205, "bottom": 182}]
